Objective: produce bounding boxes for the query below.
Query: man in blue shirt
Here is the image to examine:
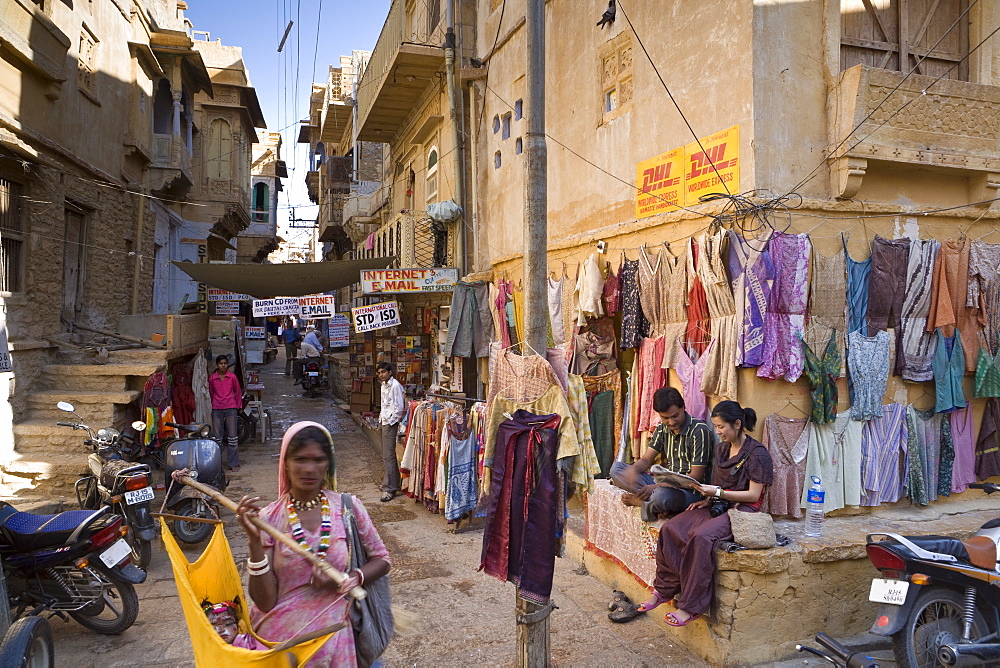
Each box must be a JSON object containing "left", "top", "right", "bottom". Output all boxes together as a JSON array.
[{"left": 281, "top": 318, "right": 299, "bottom": 375}]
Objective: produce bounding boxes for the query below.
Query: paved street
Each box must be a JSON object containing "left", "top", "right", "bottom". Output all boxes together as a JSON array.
[{"left": 46, "top": 353, "right": 702, "bottom": 667}]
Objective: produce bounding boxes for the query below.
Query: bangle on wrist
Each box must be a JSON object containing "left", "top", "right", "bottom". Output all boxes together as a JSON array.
[
  {"left": 248, "top": 555, "right": 269, "bottom": 570},
  {"left": 248, "top": 564, "right": 271, "bottom": 576},
  {"left": 351, "top": 568, "right": 365, "bottom": 586},
  {"left": 714, "top": 487, "right": 722, "bottom": 498},
  {"left": 720, "top": 489, "right": 725, "bottom": 500}
]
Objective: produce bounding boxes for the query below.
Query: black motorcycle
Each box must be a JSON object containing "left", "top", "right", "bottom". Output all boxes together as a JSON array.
[
  {"left": 58, "top": 403, "right": 155, "bottom": 569},
  {"left": 797, "top": 632, "right": 880, "bottom": 667},
  {"left": 0, "top": 501, "right": 145, "bottom": 636},
  {"left": 866, "top": 482, "right": 1000, "bottom": 667},
  {"left": 301, "top": 357, "right": 327, "bottom": 398},
  {"left": 161, "top": 422, "right": 228, "bottom": 544}
]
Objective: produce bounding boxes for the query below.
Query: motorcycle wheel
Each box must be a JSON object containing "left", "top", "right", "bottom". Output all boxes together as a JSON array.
[
  {"left": 0, "top": 616, "right": 53, "bottom": 668},
  {"left": 68, "top": 571, "right": 139, "bottom": 635},
  {"left": 172, "top": 499, "right": 214, "bottom": 544},
  {"left": 892, "top": 587, "right": 988, "bottom": 668},
  {"left": 125, "top": 531, "right": 152, "bottom": 570},
  {"left": 237, "top": 415, "right": 252, "bottom": 445}
]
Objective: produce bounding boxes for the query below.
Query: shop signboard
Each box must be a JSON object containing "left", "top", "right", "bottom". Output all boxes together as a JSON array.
[
  {"left": 298, "top": 294, "right": 336, "bottom": 319},
  {"left": 0, "top": 313, "right": 10, "bottom": 373},
  {"left": 207, "top": 288, "right": 250, "bottom": 302},
  {"left": 245, "top": 326, "right": 266, "bottom": 339},
  {"left": 360, "top": 268, "right": 458, "bottom": 294},
  {"left": 635, "top": 147, "right": 684, "bottom": 219},
  {"left": 684, "top": 125, "right": 739, "bottom": 207},
  {"left": 215, "top": 301, "right": 240, "bottom": 315},
  {"left": 252, "top": 297, "right": 300, "bottom": 317},
  {"left": 352, "top": 301, "right": 401, "bottom": 333},
  {"left": 329, "top": 314, "right": 350, "bottom": 347}
]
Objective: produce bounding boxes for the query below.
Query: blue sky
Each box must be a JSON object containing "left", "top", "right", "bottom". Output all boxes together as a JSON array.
[{"left": 184, "top": 0, "right": 391, "bottom": 243}]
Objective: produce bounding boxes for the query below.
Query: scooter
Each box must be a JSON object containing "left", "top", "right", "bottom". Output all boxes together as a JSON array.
[
  {"left": 57, "top": 402, "right": 155, "bottom": 570},
  {"left": 161, "top": 422, "right": 228, "bottom": 544},
  {"left": 866, "top": 482, "right": 1000, "bottom": 668},
  {"left": 0, "top": 500, "right": 145, "bottom": 636}
]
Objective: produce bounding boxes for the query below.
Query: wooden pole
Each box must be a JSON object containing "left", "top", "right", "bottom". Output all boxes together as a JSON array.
[
  {"left": 175, "top": 475, "right": 367, "bottom": 601},
  {"left": 71, "top": 322, "right": 165, "bottom": 348}
]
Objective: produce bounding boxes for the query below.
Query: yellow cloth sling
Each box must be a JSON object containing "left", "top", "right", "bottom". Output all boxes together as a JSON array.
[{"left": 161, "top": 518, "right": 335, "bottom": 667}]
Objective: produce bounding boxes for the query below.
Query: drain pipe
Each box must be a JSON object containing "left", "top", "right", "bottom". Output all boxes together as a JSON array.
[{"left": 445, "top": 0, "right": 465, "bottom": 274}]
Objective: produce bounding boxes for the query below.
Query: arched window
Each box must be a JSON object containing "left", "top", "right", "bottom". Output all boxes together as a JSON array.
[
  {"left": 252, "top": 183, "right": 269, "bottom": 222},
  {"left": 207, "top": 118, "right": 232, "bottom": 179},
  {"left": 425, "top": 147, "right": 438, "bottom": 205}
]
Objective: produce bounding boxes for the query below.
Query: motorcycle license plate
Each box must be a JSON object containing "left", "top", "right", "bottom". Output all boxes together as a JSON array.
[
  {"left": 308, "top": 371, "right": 319, "bottom": 376},
  {"left": 869, "top": 578, "right": 909, "bottom": 605},
  {"left": 99, "top": 538, "right": 132, "bottom": 567},
  {"left": 124, "top": 486, "right": 154, "bottom": 505}
]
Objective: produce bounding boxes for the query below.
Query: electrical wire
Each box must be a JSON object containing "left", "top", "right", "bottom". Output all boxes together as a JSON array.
[{"left": 477, "top": 0, "right": 506, "bottom": 131}]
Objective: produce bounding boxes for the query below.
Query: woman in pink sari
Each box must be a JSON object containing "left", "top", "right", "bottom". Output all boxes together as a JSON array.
[{"left": 235, "top": 421, "right": 391, "bottom": 666}]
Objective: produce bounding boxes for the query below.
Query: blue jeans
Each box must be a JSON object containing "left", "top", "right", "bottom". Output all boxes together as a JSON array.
[
  {"left": 609, "top": 461, "right": 701, "bottom": 521},
  {"left": 212, "top": 408, "right": 240, "bottom": 468}
]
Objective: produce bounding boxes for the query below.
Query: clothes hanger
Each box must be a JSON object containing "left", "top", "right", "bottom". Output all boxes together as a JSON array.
[
  {"left": 778, "top": 399, "right": 809, "bottom": 418},
  {"left": 911, "top": 386, "right": 936, "bottom": 412}
]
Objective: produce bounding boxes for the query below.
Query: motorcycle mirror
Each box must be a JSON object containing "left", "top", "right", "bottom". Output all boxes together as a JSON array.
[
  {"left": 132, "top": 421, "right": 147, "bottom": 431},
  {"left": 198, "top": 425, "right": 211, "bottom": 438},
  {"left": 57, "top": 401, "right": 75, "bottom": 413}
]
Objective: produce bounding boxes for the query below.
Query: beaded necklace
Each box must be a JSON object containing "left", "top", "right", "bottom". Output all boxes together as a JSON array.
[{"left": 286, "top": 493, "right": 332, "bottom": 559}]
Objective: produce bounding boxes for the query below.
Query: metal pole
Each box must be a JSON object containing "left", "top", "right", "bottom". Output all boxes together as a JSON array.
[
  {"left": 131, "top": 190, "right": 146, "bottom": 314},
  {"left": 517, "top": 0, "right": 549, "bottom": 664},
  {"left": 445, "top": 0, "right": 465, "bottom": 274}
]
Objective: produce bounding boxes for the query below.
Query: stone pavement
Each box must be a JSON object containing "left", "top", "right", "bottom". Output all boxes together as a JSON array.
[{"left": 44, "top": 353, "right": 704, "bottom": 667}]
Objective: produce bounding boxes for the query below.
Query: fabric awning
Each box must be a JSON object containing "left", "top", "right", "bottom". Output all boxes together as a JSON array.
[{"left": 172, "top": 257, "right": 395, "bottom": 298}]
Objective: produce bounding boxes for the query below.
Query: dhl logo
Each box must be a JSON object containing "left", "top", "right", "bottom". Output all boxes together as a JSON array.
[
  {"left": 688, "top": 143, "right": 734, "bottom": 179},
  {"left": 640, "top": 162, "right": 681, "bottom": 193}
]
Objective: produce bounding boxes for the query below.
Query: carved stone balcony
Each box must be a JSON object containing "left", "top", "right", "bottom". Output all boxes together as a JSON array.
[{"left": 828, "top": 65, "right": 1000, "bottom": 204}]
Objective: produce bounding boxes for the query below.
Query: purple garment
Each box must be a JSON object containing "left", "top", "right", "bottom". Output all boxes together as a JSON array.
[
  {"left": 480, "top": 410, "right": 562, "bottom": 605},
  {"left": 860, "top": 403, "right": 908, "bottom": 506},
  {"left": 950, "top": 407, "right": 976, "bottom": 494},
  {"left": 725, "top": 230, "right": 773, "bottom": 367},
  {"left": 757, "top": 233, "right": 811, "bottom": 382}
]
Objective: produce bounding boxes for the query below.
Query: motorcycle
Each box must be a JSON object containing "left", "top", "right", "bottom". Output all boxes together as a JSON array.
[
  {"left": 161, "top": 422, "right": 228, "bottom": 544},
  {"left": 797, "top": 631, "right": 880, "bottom": 667},
  {"left": 866, "top": 482, "right": 1000, "bottom": 667},
  {"left": 0, "top": 500, "right": 145, "bottom": 636},
  {"left": 301, "top": 357, "right": 327, "bottom": 398},
  {"left": 57, "top": 402, "right": 155, "bottom": 570}
]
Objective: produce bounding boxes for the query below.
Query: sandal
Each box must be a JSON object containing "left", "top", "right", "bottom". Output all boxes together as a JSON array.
[
  {"left": 636, "top": 591, "right": 673, "bottom": 613},
  {"left": 380, "top": 490, "right": 397, "bottom": 503},
  {"left": 664, "top": 611, "right": 701, "bottom": 627},
  {"left": 607, "top": 603, "right": 643, "bottom": 623},
  {"left": 607, "top": 590, "right": 632, "bottom": 612}
]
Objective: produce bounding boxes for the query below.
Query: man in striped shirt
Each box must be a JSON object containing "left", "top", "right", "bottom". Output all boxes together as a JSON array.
[{"left": 611, "top": 387, "right": 714, "bottom": 521}]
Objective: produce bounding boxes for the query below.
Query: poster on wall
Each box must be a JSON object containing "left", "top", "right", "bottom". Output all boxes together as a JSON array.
[
  {"left": 635, "top": 147, "right": 684, "bottom": 219},
  {"left": 245, "top": 326, "right": 266, "bottom": 340},
  {"left": 207, "top": 289, "right": 250, "bottom": 302},
  {"left": 352, "top": 301, "right": 401, "bottom": 333},
  {"left": 329, "top": 314, "right": 350, "bottom": 347},
  {"left": 215, "top": 301, "right": 240, "bottom": 315},
  {"left": 298, "top": 294, "right": 336, "bottom": 319},
  {"left": 252, "top": 297, "right": 300, "bottom": 317},
  {"left": 361, "top": 268, "right": 458, "bottom": 294},
  {"left": 684, "top": 125, "right": 740, "bottom": 207}
]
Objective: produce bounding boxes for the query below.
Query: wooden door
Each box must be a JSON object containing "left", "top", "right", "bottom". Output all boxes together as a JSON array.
[
  {"left": 840, "top": 0, "right": 969, "bottom": 80},
  {"left": 62, "top": 208, "right": 87, "bottom": 329}
]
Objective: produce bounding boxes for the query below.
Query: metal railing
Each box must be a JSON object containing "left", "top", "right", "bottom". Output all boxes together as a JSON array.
[{"left": 356, "top": 1, "right": 405, "bottom": 129}]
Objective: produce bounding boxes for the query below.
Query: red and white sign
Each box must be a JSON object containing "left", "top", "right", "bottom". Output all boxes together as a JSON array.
[
  {"left": 298, "top": 294, "right": 336, "bottom": 319},
  {"left": 215, "top": 301, "right": 240, "bottom": 315},
  {"left": 351, "top": 301, "right": 400, "bottom": 333},
  {"left": 245, "top": 326, "right": 266, "bottom": 340}
]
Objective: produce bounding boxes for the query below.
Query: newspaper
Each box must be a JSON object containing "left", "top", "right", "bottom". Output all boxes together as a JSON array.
[{"left": 649, "top": 465, "right": 701, "bottom": 490}]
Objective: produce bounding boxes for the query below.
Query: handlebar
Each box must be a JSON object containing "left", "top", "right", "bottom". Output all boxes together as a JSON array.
[
  {"left": 166, "top": 422, "right": 210, "bottom": 434},
  {"left": 796, "top": 633, "right": 880, "bottom": 668},
  {"left": 56, "top": 422, "right": 77, "bottom": 428},
  {"left": 970, "top": 483, "right": 1000, "bottom": 494}
]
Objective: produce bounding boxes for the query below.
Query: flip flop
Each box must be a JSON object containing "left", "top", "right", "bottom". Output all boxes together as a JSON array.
[
  {"left": 636, "top": 591, "right": 673, "bottom": 613},
  {"left": 608, "top": 590, "right": 632, "bottom": 612},
  {"left": 664, "top": 611, "right": 701, "bottom": 627}
]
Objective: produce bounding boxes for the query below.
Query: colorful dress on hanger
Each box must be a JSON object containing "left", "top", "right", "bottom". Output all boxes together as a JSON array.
[
  {"left": 757, "top": 233, "right": 811, "bottom": 382},
  {"left": 659, "top": 244, "right": 689, "bottom": 369},
  {"left": 800, "top": 330, "right": 841, "bottom": 425},
  {"left": 968, "top": 240, "right": 1000, "bottom": 356},
  {"left": 619, "top": 258, "right": 649, "bottom": 349},
  {"left": 575, "top": 253, "right": 605, "bottom": 327},
  {"left": 906, "top": 406, "right": 941, "bottom": 505},
  {"left": 725, "top": 230, "right": 773, "bottom": 368},
  {"left": 673, "top": 340, "right": 713, "bottom": 421},
  {"left": 866, "top": 236, "right": 911, "bottom": 335},
  {"left": 445, "top": 414, "right": 479, "bottom": 521},
  {"left": 933, "top": 328, "right": 966, "bottom": 413},
  {"left": 950, "top": 407, "right": 976, "bottom": 492},
  {"left": 860, "top": 403, "right": 908, "bottom": 505},
  {"left": 582, "top": 369, "right": 623, "bottom": 456},
  {"left": 848, "top": 329, "right": 891, "bottom": 421},
  {"left": 635, "top": 336, "right": 666, "bottom": 436},
  {"left": 566, "top": 374, "right": 601, "bottom": 492},
  {"left": 637, "top": 245, "right": 667, "bottom": 337},
  {"left": 976, "top": 398, "right": 1000, "bottom": 480},
  {"left": 695, "top": 229, "right": 739, "bottom": 400},
  {"left": 801, "top": 411, "right": 863, "bottom": 512},
  {"left": 927, "top": 236, "right": 981, "bottom": 373},
  {"left": 899, "top": 239, "right": 941, "bottom": 381},
  {"left": 547, "top": 275, "right": 565, "bottom": 348},
  {"left": 685, "top": 239, "right": 711, "bottom": 357},
  {"left": 806, "top": 244, "right": 847, "bottom": 370},
  {"left": 844, "top": 236, "right": 872, "bottom": 335},
  {"left": 602, "top": 262, "right": 620, "bottom": 317},
  {"left": 761, "top": 414, "right": 809, "bottom": 518},
  {"left": 974, "top": 335, "right": 1000, "bottom": 398}
]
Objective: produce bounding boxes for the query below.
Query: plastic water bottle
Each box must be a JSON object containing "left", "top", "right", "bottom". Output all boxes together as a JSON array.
[{"left": 805, "top": 476, "right": 825, "bottom": 537}]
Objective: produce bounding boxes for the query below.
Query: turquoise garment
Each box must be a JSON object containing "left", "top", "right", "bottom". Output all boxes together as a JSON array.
[
  {"left": 845, "top": 236, "right": 872, "bottom": 335},
  {"left": 933, "top": 329, "right": 966, "bottom": 413}
]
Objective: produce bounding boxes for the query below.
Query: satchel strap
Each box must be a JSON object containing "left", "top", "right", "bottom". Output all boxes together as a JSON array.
[{"left": 341, "top": 492, "right": 359, "bottom": 569}]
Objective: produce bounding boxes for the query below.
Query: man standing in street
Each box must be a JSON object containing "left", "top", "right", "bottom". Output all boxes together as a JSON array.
[
  {"left": 282, "top": 318, "right": 299, "bottom": 375},
  {"left": 610, "top": 387, "right": 713, "bottom": 520},
  {"left": 376, "top": 361, "right": 405, "bottom": 502}
]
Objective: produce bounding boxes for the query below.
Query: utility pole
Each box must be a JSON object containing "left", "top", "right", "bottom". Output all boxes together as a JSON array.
[
  {"left": 517, "top": 0, "right": 550, "bottom": 665},
  {"left": 444, "top": 0, "right": 465, "bottom": 274}
]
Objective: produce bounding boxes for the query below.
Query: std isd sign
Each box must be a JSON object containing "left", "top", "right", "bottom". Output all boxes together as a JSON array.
[{"left": 361, "top": 268, "right": 458, "bottom": 295}]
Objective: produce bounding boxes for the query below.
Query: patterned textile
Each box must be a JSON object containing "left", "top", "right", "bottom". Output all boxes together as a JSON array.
[
  {"left": 848, "top": 329, "right": 891, "bottom": 421},
  {"left": 899, "top": 239, "right": 940, "bottom": 380},
  {"left": 674, "top": 340, "right": 713, "bottom": 421},
  {"left": 927, "top": 236, "right": 980, "bottom": 373},
  {"left": 860, "top": 403, "right": 908, "bottom": 506},
  {"left": 906, "top": 406, "right": 942, "bottom": 505},
  {"left": 726, "top": 230, "right": 773, "bottom": 368},
  {"left": 659, "top": 244, "right": 690, "bottom": 369},
  {"left": 974, "top": 340, "right": 1000, "bottom": 398},
  {"left": 932, "top": 329, "right": 966, "bottom": 413},
  {"left": 967, "top": 241, "right": 1000, "bottom": 355},
  {"left": 685, "top": 239, "right": 712, "bottom": 357},
  {"left": 635, "top": 336, "right": 666, "bottom": 436},
  {"left": 800, "top": 330, "right": 842, "bottom": 424},
  {"left": 950, "top": 407, "right": 976, "bottom": 492},
  {"left": 561, "top": 264, "right": 579, "bottom": 348},
  {"left": 806, "top": 245, "right": 847, "bottom": 371},
  {"left": 696, "top": 229, "right": 739, "bottom": 400},
  {"left": 758, "top": 233, "right": 811, "bottom": 382},
  {"left": 584, "top": 480, "right": 657, "bottom": 586},
  {"left": 602, "top": 262, "right": 620, "bottom": 317},
  {"left": 637, "top": 245, "right": 668, "bottom": 336},
  {"left": 801, "top": 411, "right": 863, "bottom": 512},
  {"left": 761, "top": 414, "right": 809, "bottom": 518},
  {"left": 938, "top": 411, "right": 954, "bottom": 498},
  {"left": 582, "top": 369, "right": 623, "bottom": 455},
  {"left": 976, "top": 398, "right": 1000, "bottom": 480},
  {"left": 567, "top": 374, "right": 600, "bottom": 492},
  {"left": 445, "top": 414, "right": 479, "bottom": 520},
  {"left": 485, "top": 349, "right": 561, "bottom": 416},
  {"left": 619, "top": 258, "right": 649, "bottom": 349}
]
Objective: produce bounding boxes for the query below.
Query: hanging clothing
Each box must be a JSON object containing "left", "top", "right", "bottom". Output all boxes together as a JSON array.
[
  {"left": 927, "top": 236, "right": 980, "bottom": 373},
  {"left": 443, "top": 281, "right": 494, "bottom": 358},
  {"left": 192, "top": 352, "right": 212, "bottom": 426},
  {"left": 495, "top": 278, "right": 515, "bottom": 349},
  {"left": 866, "top": 236, "right": 911, "bottom": 335},
  {"left": 848, "top": 329, "right": 891, "bottom": 421},
  {"left": 801, "top": 411, "right": 863, "bottom": 512},
  {"left": 899, "top": 238, "right": 941, "bottom": 381},
  {"left": 512, "top": 283, "right": 525, "bottom": 346},
  {"left": 566, "top": 374, "right": 601, "bottom": 493},
  {"left": 976, "top": 398, "right": 1000, "bottom": 480},
  {"left": 444, "top": 414, "right": 479, "bottom": 521},
  {"left": 561, "top": 265, "right": 579, "bottom": 348},
  {"left": 546, "top": 275, "right": 565, "bottom": 348},
  {"left": 860, "top": 403, "right": 908, "bottom": 506},
  {"left": 674, "top": 340, "right": 713, "bottom": 421},
  {"left": 170, "top": 363, "right": 197, "bottom": 426},
  {"left": 932, "top": 328, "right": 966, "bottom": 413},
  {"left": 844, "top": 236, "right": 872, "bottom": 335},
  {"left": 757, "top": 233, "right": 811, "bottom": 382},
  {"left": 619, "top": 258, "right": 649, "bottom": 349},
  {"left": 967, "top": 240, "right": 1000, "bottom": 355},
  {"left": 485, "top": 349, "right": 562, "bottom": 419},
  {"left": 588, "top": 390, "right": 616, "bottom": 479},
  {"left": 938, "top": 411, "right": 954, "bottom": 498},
  {"left": 480, "top": 409, "right": 563, "bottom": 604},
  {"left": 685, "top": 239, "right": 711, "bottom": 357},
  {"left": 906, "top": 406, "right": 941, "bottom": 506},
  {"left": 571, "top": 328, "right": 616, "bottom": 376},
  {"left": 695, "top": 229, "right": 739, "bottom": 400},
  {"left": 974, "top": 336, "right": 1000, "bottom": 398},
  {"left": 800, "top": 330, "right": 841, "bottom": 425},
  {"left": 950, "top": 407, "right": 976, "bottom": 493},
  {"left": 761, "top": 414, "right": 809, "bottom": 518},
  {"left": 725, "top": 230, "right": 773, "bottom": 368},
  {"left": 806, "top": 245, "right": 847, "bottom": 369},
  {"left": 575, "top": 253, "right": 605, "bottom": 327},
  {"left": 602, "top": 262, "right": 620, "bottom": 317},
  {"left": 659, "top": 244, "right": 689, "bottom": 369},
  {"left": 635, "top": 336, "right": 666, "bottom": 436},
  {"left": 582, "top": 369, "right": 623, "bottom": 459},
  {"left": 637, "top": 245, "right": 668, "bottom": 336}
]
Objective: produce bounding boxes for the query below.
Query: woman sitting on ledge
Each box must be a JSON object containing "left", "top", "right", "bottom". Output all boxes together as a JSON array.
[{"left": 636, "top": 400, "right": 773, "bottom": 627}]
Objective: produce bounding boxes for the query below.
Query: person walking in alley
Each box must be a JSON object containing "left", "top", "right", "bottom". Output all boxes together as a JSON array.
[
  {"left": 209, "top": 355, "right": 242, "bottom": 473},
  {"left": 376, "top": 362, "right": 405, "bottom": 502},
  {"left": 282, "top": 318, "right": 300, "bottom": 376}
]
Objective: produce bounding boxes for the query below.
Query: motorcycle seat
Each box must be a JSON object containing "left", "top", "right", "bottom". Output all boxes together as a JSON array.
[
  {"left": 903, "top": 535, "right": 998, "bottom": 570},
  {"left": 0, "top": 502, "right": 108, "bottom": 551}
]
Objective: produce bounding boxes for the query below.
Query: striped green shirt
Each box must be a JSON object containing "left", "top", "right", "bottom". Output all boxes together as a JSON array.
[{"left": 648, "top": 413, "right": 714, "bottom": 475}]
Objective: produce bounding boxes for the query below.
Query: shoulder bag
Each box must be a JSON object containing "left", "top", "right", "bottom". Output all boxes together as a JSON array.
[{"left": 341, "top": 493, "right": 394, "bottom": 667}]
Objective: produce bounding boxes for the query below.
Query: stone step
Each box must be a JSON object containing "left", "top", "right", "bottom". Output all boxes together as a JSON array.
[
  {"left": 43, "top": 363, "right": 162, "bottom": 392},
  {"left": 28, "top": 390, "right": 142, "bottom": 423},
  {"left": 12, "top": 420, "right": 98, "bottom": 454},
  {"left": 0, "top": 449, "right": 90, "bottom": 493}
]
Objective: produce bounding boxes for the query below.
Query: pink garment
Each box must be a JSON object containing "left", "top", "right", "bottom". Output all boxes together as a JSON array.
[
  {"left": 495, "top": 279, "right": 514, "bottom": 349},
  {"left": 761, "top": 414, "right": 809, "bottom": 518},
  {"left": 208, "top": 372, "right": 242, "bottom": 410},
  {"left": 757, "top": 233, "right": 811, "bottom": 382},
  {"left": 253, "top": 491, "right": 390, "bottom": 667},
  {"left": 636, "top": 336, "right": 666, "bottom": 436},
  {"left": 365, "top": 233, "right": 375, "bottom": 250},
  {"left": 951, "top": 407, "right": 976, "bottom": 494},
  {"left": 673, "top": 340, "right": 713, "bottom": 421}
]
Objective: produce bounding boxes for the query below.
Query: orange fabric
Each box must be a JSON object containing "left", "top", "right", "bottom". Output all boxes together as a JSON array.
[{"left": 927, "top": 237, "right": 981, "bottom": 372}]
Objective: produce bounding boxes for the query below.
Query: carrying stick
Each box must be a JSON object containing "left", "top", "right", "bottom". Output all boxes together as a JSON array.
[{"left": 175, "top": 475, "right": 367, "bottom": 601}]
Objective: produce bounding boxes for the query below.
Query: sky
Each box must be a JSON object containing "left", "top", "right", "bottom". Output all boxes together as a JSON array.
[{"left": 184, "top": 0, "right": 391, "bottom": 247}]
